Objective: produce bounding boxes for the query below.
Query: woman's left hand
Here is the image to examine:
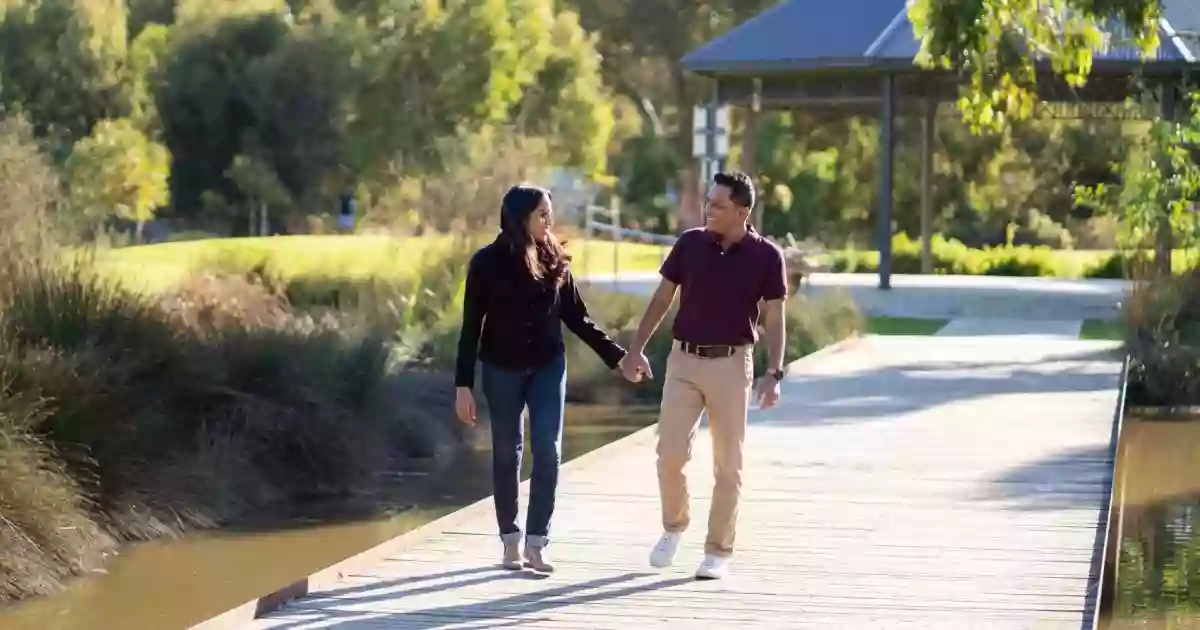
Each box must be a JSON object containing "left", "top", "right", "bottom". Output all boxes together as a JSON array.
[{"left": 455, "top": 387, "right": 477, "bottom": 426}]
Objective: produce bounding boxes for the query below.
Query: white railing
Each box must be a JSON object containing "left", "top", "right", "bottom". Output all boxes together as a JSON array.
[
  {"left": 580, "top": 204, "right": 829, "bottom": 290},
  {"left": 580, "top": 204, "right": 676, "bottom": 286}
]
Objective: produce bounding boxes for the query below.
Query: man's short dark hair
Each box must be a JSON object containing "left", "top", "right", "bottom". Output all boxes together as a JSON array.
[{"left": 713, "top": 171, "right": 755, "bottom": 210}]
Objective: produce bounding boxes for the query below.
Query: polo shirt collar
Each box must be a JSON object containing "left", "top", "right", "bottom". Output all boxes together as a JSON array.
[{"left": 704, "top": 224, "right": 758, "bottom": 250}]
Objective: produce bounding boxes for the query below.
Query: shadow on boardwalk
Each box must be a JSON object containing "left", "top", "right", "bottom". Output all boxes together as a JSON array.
[
  {"left": 975, "top": 444, "right": 1115, "bottom": 512},
  {"left": 264, "top": 569, "right": 691, "bottom": 629},
  {"left": 760, "top": 345, "right": 1122, "bottom": 428},
  {"left": 240, "top": 336, "right": 1122, "bottom": 630}
]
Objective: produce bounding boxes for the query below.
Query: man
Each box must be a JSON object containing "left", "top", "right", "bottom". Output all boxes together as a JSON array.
[{"left": 620, "top": 171, "right": 788, "bottom": 580}]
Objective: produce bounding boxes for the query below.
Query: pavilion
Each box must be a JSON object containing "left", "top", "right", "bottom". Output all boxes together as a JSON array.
[{"left": 681, "top": 0, "right": 1198, "bottom": 288}]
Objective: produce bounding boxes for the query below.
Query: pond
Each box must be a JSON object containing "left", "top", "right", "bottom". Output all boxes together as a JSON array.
[
  {"left": 0, "top": 404, "right": 657, "bottom": 630},
  {"left": 1101, "top": 413, "right": 1200, "bottom": 629}
]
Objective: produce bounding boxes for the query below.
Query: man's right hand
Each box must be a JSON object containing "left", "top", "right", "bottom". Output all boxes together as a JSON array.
[
  {"left": 619, "top": 352, "right": 652, "bottom": 383},
  {"left": 455, "top": 387, "right": 476, "bottom": 426}
]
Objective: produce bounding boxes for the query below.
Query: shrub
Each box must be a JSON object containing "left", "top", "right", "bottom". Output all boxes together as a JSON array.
[
  {"left": 0, "top": 251, "right": 458, "bottom": 602},
  {"left": 829, "top": 249, "right": 878, "bottom": 273},
  {"left": 0, "top": 115, "right": 59, "bottom": 258},
  {"left": 1123, "top": 268, "right": 1200, "bottom": 407},
  {"left": 0, "top": 392, "right": 105, "bottom": 600},
  {"left": 980, "top": 245, "right": 1061, "bottom": 277},
  {"left": 831, "top": 234, "right": 1066, "bottom": 277},
  {"left": 827, "top": 233, "right": 1128, "bottom": 278},
  {"left": 1083, "top": 250, "right": 1155, "bottom": 279}
]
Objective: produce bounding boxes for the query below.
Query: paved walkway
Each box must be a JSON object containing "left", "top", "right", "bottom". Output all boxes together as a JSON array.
[
  {"left": 582, "top": 272, "right": 1129, "bottom": 322},
  {"left": 935, "top": 318, "right": 1084, "bottom": 338},
  {"left": 238, "top": 335, "right": 1124, "bottom": 629}
]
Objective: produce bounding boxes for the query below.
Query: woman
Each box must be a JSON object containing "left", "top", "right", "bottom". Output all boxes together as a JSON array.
[{"left": 454, "top": 184, "right": 627, "bottom": 573}]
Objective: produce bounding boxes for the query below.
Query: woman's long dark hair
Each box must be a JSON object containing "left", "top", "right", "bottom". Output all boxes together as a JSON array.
[{"left": 499, "top": 184, "right": 570, "bottom": 288}]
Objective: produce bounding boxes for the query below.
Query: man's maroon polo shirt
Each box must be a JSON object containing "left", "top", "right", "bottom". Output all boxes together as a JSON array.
[{"left": 659, "top": 226, "right": 788, "bottom": 347}]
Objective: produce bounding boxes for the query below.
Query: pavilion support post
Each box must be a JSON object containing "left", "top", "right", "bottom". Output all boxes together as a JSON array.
[
  {"left": 1157, "top": 84, "right": 1177, "bottom": 276},
  {"left": 744, "top": 79, "right": 763, "bottom": 232},
  {"left": 920, "top": 88, "right": 936, "bottom": 274},
  {"left": 877, "top": 74, "right": 895, "bottom": 290}
]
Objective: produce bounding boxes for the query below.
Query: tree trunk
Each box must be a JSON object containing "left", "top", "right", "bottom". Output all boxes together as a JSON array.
[{"left": 673, "top": 68, "right": 701, "bottom": 232}]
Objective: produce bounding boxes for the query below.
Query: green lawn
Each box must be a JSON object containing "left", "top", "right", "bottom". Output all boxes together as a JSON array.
[
  {"left": 91, "top": 235, "right": 669, "bottom": 293},
  {"left": 1080, "top": 319, "right": 1124, "bottom": 341},
  {"left": 866, "top": 316, "right": 948, "bottom": 335}
]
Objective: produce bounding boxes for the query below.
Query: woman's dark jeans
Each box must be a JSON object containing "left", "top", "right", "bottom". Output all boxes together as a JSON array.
[{"left": 480, "top": 353, "right": 566, "bottom": 549}]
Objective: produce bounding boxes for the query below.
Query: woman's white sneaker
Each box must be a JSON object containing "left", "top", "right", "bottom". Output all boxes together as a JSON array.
[
  {"left": 649, "top": 532, "right": 682, "bottom": 568},
  {"left": 695, "top": 554, "right": 729, "bottom": 580},
  {"left": 501, "top": 542, "right": 522, "bottom": 570}
]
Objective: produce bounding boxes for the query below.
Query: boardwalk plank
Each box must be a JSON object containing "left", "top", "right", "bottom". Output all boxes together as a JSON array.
[{"left": 243, "top": 336, "right": 1123, "bottom": 629}]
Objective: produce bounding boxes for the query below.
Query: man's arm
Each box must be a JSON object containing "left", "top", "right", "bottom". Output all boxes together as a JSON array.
[
  {"left": 760, "top": 242, "right": 790, "bottom": 376},
  {"left": 761, "top": 298, "right": 786, "bottom": 374},
  {"left": 631, "top": 233, "right": 687, "bottom": 353},
  {"left": 631, "top": 278, "right": 678, "bottom": 353}
]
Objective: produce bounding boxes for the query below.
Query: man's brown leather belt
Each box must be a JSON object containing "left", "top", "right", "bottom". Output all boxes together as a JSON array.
[{"left": 679, "top": 341, "right": 738, "bottom": 359}]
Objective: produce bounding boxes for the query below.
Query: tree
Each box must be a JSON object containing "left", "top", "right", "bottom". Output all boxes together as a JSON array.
[
  {"left": 1076, "top": 97, "right": 1200, "bottom": 262},
  {"left": 126, "top": 23, "right": 172, "bottom": 137},
  {"left": 907, "top": 0, "right": 1161, "bottom": 132},
  {"left": 173, "top": 0, "right": 291, "bottom": 27},
  {"left": 504, "top": 7, "right": 614, "bottom": 178},
  {"left": 565, "top": 0, "right": 776, "bottom": 225},
  {"left": 345, "top": 0, "right": 613, "bottom": 179},
  {"left": 64, "top": 118, "right": 171, "bottom": 241},
  {"left": 154, "top": 12, "right": 294, "bottom": 217},
  {"left": 126, "top": 0, "right": 174, "bottom": 38},
  {"left": 241, "top": 22, "right": 362, "bottom": 214},
  {"left": 0, "top": 0, "right": 131, "bottom": 155},
  {"left": 227, "top": 151, "right": 291, "bottom": 235}
]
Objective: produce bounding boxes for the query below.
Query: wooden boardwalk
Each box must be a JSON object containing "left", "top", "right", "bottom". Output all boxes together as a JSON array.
[{"left": 239, "top": 335, "right": 1124, "bottom": 630}]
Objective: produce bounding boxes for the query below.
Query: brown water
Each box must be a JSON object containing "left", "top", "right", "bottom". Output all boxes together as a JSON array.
[
  {"left": 0, "top": 404, "right": 656, "bottom": 630},
  {"left": 1101, "top": 415, "right": 1200, "bottom": 630}
]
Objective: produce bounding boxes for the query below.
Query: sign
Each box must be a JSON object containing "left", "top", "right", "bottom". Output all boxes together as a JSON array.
[{"left": 692, "top": 104, "right": 730, "bottom": 158}]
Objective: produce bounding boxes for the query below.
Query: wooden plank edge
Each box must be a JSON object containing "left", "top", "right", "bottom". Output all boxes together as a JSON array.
[
  {"left": 1087, "top": 352, "right": 1130, "bottom": 630},
  {"left": 1126, "top": 405, "right": 1200, "bottom": 420},
  {"left": 188, "top": 334, "right": 868, "bottom": 630}
]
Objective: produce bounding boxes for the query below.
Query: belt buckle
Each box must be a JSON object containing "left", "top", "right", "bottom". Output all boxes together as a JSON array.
[{"left": 691, "top": 343, "right": 728, "bottom": 359}]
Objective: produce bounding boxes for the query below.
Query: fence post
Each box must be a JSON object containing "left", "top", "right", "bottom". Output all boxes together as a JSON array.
[
  {"left": 612, "top": 199, "right": 621, "bottom": 290},
  {"left": 582, "top": 204, "right": 593, "bottom": 279}
]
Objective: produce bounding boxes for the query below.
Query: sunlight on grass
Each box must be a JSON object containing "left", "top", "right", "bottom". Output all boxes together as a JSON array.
[
  {"left": 1080, "top": 319, "right": 1123, "bottom": 341},
  {"left": 91, "top": 235, "right": 669, "bottom": 293},
  {"left": 866, "top": 316, "right": 948, "bottom": 335}
]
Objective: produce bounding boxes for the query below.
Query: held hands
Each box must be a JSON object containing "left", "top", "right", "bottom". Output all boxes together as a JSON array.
[
  {"left": 455, "top": 387, "right": 476, "bottom": 426},
  {"left": 618, "top": 352, "right": 652, "bottom": 383}
]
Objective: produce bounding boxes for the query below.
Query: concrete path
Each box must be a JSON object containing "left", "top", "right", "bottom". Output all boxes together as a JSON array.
[
  {"left": 581, "top": 272, "right": 1130, "bottom": 323},
  {"left": 936, "top": 318, "right": 1084, "bottom": 338},
  {"left": 231, "top": 335, "right": 1124, "bottom": 629}
]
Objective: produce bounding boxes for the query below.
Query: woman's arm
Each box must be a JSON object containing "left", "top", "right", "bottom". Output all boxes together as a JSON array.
[
  {"left": 454, "top": 250, "right": 489, "bottom": 389},
  {"left": 559, "top": 270, "right": 627, "bottom": 370}
]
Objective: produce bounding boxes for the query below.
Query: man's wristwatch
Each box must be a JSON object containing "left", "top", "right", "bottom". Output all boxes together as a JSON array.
[{"left": 769, "top": 368, "right": 786, "bottom": 382}]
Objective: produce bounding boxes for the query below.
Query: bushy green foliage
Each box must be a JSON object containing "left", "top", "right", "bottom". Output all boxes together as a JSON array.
[
  {"left": 1123, "top": 268, "right": 1200, "bottom": 407},
  {"left": 0, "top": 250, "right": 463, "bottom": 602},
  {"left": 829, "top": 233, "right": 1070, "bottom": 277}
]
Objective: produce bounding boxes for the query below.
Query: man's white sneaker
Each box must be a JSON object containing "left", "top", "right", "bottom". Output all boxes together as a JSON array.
[
  {"left": 649, "top": 532, "right": 682, "bottom": 568},
  {"left": 695, "top": 554, "right": 729, "bottom": 580}
]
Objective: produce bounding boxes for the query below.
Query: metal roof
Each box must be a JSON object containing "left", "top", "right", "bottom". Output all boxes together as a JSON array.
[{"left": 682, "top": 0, "right": 1197, "bottom": 75}]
